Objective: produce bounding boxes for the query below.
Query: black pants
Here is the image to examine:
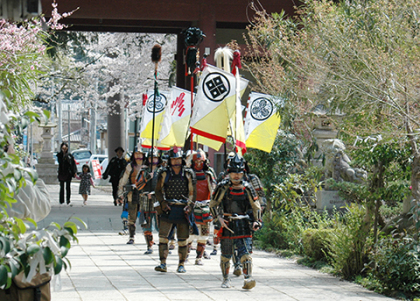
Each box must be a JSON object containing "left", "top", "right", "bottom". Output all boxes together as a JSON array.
[
  {"left": 59, "top": 179, "right": 72, "bottom": 204},
  {"left": 111, "top": 178, "right": 119, "bottom": 201}
]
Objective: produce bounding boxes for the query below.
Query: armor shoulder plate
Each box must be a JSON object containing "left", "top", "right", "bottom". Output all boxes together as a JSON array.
[
  {"left": 204, "top": 170, "right": 215, "bottom": 181},
  {"left": 184, "top": 167, "right": 196, "bottom": 182},
  {"left": 213, "top": 179, "right": 229, "bottom": 196},
  {"left": 243, "top": 181, "right": 258, "bottom": 200},
  {"left": 157, "top": 166, "right": 169, "bottom": 180}
]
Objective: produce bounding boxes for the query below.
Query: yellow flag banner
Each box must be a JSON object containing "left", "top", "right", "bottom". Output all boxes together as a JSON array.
[
  {"left": 244, "top": 92, "right": 282, "bottom": 153},
  {"left": 190, "top": 65, "right": 248, "bottom": 147},
  {"left": 158, "top": 87, "right": 192, "bottom": 147},
  {"left": 140, "top": 91, "right": 169, "bottom": 141},
  {"left": 140, "top": 138, "right": 170, "bottom": 151},
  {"left": 195, "top": 135, "right": 224, "bottom": 151}
]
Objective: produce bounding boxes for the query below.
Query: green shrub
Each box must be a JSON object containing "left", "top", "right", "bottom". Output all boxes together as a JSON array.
[
  {"left": 367, "top": 236, "right": 420, "bottom": 297},
  {"left": 302, "top": 228, "right": 334, "bottom": 261},
  {"left": 328, "top": 203, "right": 369, "bottom": 279},
  {"left": 254, "top": 216, "right": 289, "bottom": 250}
]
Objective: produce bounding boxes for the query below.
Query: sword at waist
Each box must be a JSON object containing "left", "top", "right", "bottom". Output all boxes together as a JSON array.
[
  {"left": 194, "top": 200, "right": 210, "bottom": 207},
  {"left": 123, "top": 184, "right": 137, "bottom": 192},
  {"left": 167, "top": 199, "right": 189, "bottom": 206},
  {"left": 224, "top": 214, "right": 251, "bottom": 220}
]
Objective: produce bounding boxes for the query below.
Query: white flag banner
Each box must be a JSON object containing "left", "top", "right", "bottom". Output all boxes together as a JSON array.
[
  {"left": 244, "top": 92, "right": 282, "bottom": 153},
  {"left": 190, "top": 64, "right": 248, "bottom": 143},
  {"left": 158, "top": 87, "right": 193, "bottom": 147},
  {"left": 140, "top": 90, "right": 169, "bottom": 140}
]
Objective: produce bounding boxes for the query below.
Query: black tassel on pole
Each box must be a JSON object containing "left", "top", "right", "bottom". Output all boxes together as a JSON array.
[{"left": 151, "top": 44, "right": 162, "bottom": 72}]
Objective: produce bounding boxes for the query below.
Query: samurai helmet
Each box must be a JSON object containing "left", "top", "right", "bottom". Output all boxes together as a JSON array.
[
  {"left": 147, "top": 148, "right": 159, "bottom": 158},
  {"left": 130, "top": 146, "right": 146, "bottom": 163},
  {"left": 227, "top": 154, "right": 245, "bottom": 173},
  {"left": 186, "top": 149, "right": 207, "bottom": 169},
  {"left": 223, "top": 151, "right": 236, "bottom": 169},
  {"left": 168, "top": 147, "right": 184, "bottom": 159},
  {"left": 147, "top": 148, "right": 162, "bottom": 166},
  {"left": 168, "top": 147, "right": 185, "bottom": 166},
  {"left": 193, "top": 149, "right": 206, "bottom": 162}
]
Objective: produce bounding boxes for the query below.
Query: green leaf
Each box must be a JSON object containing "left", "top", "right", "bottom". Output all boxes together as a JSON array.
[
  {"left": 70, "top": 216, "right": 88, "bottom": 230},
  {"left": 0, "top": 265, "right": 8, "bottom": 287},
  {"left": 0, "top": 237, "right": 11, "bottom": 254},
  {"left": 27, "top": 244, "right": 41, "bottom": 256},
  {"left": 54, "top": 256, "right": 63, "bottom": 275},
  {"left": 43, "top": 109, "right": 50, "bottom": 120},
  {"left": 15, "top": 217, "right": 27, "bottom": 234},
  {"left": 49, "top": 222, "right": 61, "bottom": 230},
  {"left": 25, "top": 217, "right": 37, "bottom": 229},
  {"left": 24, "top": 111, "right": 39, "bottom": 118},
  {"left": 63, "top": 221, "right": 78, "bottom": 234},
  {"left": 42, "top": 246, "right": 54, "bottom": 265},
  {"left": 63, "top": 257, "right": 72, "bottom": 270},
  {"left": 8, "top": 259, "right": 20, "bottom": 278},
  {"left": 60, "top": 246, "right": 69, "bottom": 257},
  {"left": 59, "top": 236, "right": 70, "bottom": 249},
  {"left": 64, "top": 226, "right": 74, "bottom": 236}
]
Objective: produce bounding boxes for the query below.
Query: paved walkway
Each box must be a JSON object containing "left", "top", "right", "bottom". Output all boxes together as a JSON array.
[{"left": 42, "top": 183, "right": 395, "bottom": 301}]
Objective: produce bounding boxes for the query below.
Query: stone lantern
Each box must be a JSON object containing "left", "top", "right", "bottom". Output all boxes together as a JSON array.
[
  {"left": 310, "top": 105, "right": 348, "bottom": 211},
  {"left": 36, "top": 123, "right": 57, "bottom": 184},
  {"left": 310, "top": 104, "right": 344, "bottom": 165}
]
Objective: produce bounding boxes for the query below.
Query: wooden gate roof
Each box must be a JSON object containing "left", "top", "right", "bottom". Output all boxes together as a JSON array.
[{"left": 41, "top": 0, "right": 296, "bottom": 32}]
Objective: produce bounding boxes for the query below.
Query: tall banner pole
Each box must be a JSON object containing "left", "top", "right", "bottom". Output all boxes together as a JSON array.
[
  {"left": 182, "top": 27, "right": 205, "bottom": 152},
  {"left": 151, "top": 44, "right": 162, "bottom": 170}
]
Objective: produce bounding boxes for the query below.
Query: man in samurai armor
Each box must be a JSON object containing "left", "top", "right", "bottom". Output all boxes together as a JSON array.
[
  {"left": 103, "top": 146, "right": 127, "bottom": 206},
  {"left": 209, "top": 154, "right": 262, "bottom": 289},
  {"left": 139, "top": 149, "right": 161, "bottom": 254},
  {"left": 211, "top": 152, "right": 236, "bottom": 256},
  {"left": 231, "top": 159, "right": 268, "bottom": 277},
  {"left": 154, "top": 148, "right": 196, "bottom": 273},
  {"left": 118, "top": 147, "right": 149, "bottom": 244},
  {"left": 186, "top": 149, "right": 216, "bottom": 265}
]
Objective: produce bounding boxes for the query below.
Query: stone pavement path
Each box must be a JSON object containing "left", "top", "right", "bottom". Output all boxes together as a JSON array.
[{"left": 43, "top": 183, "right": 395, "bottom": 301}]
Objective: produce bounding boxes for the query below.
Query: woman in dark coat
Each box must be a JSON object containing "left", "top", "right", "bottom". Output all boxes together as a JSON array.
[{"left": 57, "top": 142, "right": 77, "bottom": 205}]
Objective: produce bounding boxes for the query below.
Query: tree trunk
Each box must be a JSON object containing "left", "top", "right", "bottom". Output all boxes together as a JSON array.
[
  {"left": 410, "top": 152, "right": 420, "bottom": 241},
  {"left": 407, "top": 119, "right": 420, "bottom": 241}
]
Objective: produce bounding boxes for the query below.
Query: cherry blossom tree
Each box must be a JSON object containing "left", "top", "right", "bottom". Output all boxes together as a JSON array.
[{"left": 38, "top": 31, "right": 176, "bottom": 121}]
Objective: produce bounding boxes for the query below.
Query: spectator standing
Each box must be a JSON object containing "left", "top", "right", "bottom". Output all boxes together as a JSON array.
[
  {"left": 103, "top": 146, "right": 127, "bottom": 206},
  {"left": 57, "top": 142, "right": 77, "bottom": 205}
]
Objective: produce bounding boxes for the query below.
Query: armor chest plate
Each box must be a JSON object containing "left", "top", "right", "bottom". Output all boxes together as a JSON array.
[
  {"left": 196, "top": 174, "right": 210, "bottom": 201},
  {"left": 223, "top": 186, "right": 249, "bottom": 214},
  {"left": 144, "top": 170, "right": 158, "bottom": 192},
  {"left": 130, "top": 166, "right": 142, "bottom": 185},
  {"left": 165, "top": 173, "right": 188, "bottom": 200}
]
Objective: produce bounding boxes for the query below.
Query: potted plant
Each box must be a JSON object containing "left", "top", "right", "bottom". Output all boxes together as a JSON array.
[{"left": 0, "top": 2, "right": 82, "bottom": 296}]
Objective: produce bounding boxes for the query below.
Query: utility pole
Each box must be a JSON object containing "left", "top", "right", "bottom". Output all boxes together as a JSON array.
[
  {"left": 90, "top": 105, "right": 97, "bottom": 154},
  {"left": 68, "top": 104, "right": 71, "bottom": 150}
]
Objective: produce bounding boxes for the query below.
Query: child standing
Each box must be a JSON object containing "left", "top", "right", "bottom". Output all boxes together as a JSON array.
[{"left": 77, "top": 164, "right": 95, "bottom": 206}]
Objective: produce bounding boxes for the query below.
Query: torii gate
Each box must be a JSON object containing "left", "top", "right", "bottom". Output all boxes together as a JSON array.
[{"left": 40, "top": 0, "right": 297, "bottom": 168}]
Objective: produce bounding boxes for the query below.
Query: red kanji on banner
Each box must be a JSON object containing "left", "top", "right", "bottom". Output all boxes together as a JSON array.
[{"left": 171, "top": 92, "right": 186, "bottom": 117}]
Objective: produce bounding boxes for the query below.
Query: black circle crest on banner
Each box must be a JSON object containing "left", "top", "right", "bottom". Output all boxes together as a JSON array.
[
  {"left": 250, "top": 97, "right": 274, "bottom": 121},
  {"left": 147, "top": 93, "right": 167, "bottom": 113},
  {"left": 203, "top": 72, "right": 230, "bottom": 102}
]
